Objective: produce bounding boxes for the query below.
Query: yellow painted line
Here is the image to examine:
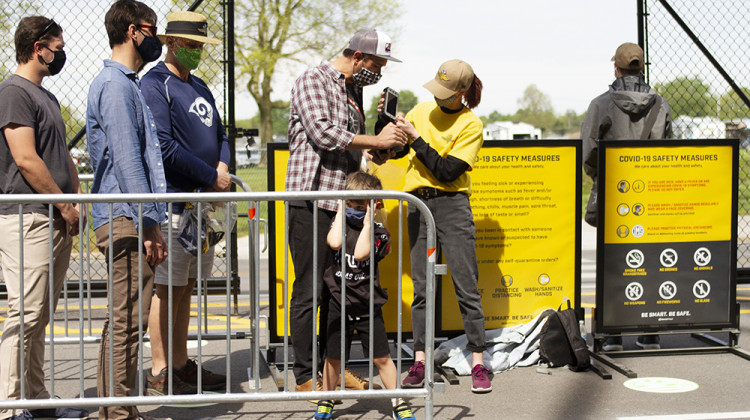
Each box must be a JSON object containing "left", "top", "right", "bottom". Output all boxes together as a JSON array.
[
  {"left": 582, "top": 292, "right": 595, "bottom": 296},
  {"left": 738, "top": 296, "right": 750, "bottom": 301},
  {"left": 0, "top": 302, "right": 269, "bottom": 311},
  {"left": 742, "top": 309, "right": 750, "bottom": 314},
  {"left": 0, "top": 320, "right": 266, "bottom": 336}
]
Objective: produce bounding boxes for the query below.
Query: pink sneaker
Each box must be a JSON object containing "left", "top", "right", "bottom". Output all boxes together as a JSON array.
[
  {"left": 471, "top": 364, "right": 492, "bottom": 393},
  {"left": 402, "top": 361, "right": 425, "bottom": 388}
]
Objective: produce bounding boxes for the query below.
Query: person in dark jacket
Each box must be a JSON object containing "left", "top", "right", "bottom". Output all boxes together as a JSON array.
[
  {"left": 140, "top": 10, "right": 230, "bottom": 395},
  {"left": 581, "top": 42, "right": 673, "bottom": 351}
]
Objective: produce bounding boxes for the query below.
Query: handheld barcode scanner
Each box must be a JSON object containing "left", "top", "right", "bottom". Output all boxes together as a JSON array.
[{"left": 378, "top": 87, "right": 402, "bottom": 152}]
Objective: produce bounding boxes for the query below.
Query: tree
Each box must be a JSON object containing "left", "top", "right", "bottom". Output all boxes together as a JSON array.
[
  {"left": 365, "top": 89, "right": 418, "bottom": 134},
  {"left": 552, "top": 109, "right": 584, "bottom": 136},
  {"left": 514, "top": 84, "right": 556, "bottom": 132},
  {"left": 241, "top": 107, "right": 289, "bottom": 138},
  {"left": 718, "top": 87, "right": 750, "bottom": 120},
  {"left": 480, "top": 110, "right": 514, "bottom": 126},
  {"left": 60, "top": 103, "right": 85, "bottom": 144},
  {"left": 654, "top": 76, "right": 716, "bottom": 118},
  {"left": 234, "top": 0, "right": 403, "bottom": 146},
  {"left": 1, "top": 1, "right": 40, "bottom": 80}
]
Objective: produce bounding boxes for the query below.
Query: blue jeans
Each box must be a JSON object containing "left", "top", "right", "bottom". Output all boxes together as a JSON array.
[{"left": 408, "top": 192, "right": 486, "bottom": 353}]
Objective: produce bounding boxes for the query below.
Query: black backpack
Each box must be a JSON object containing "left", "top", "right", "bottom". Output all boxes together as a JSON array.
[{"left": 539, "top": 300, "right": 590, "bottom": 372}]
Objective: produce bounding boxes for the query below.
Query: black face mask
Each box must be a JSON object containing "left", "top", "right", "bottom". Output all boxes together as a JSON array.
[
  {"left": 135, "top": 32, "right": 162, "bottom": 63},
  {"left": 41, "top": 46, "right": 66, "bottom": 76}
]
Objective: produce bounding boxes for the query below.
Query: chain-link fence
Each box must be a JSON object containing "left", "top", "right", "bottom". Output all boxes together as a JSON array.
[
  {"left": 0, "top": 0, "right": 242, "bottom": 291},
  {"left": 641, "top": 0, "right": 750, "bottom": 276}
]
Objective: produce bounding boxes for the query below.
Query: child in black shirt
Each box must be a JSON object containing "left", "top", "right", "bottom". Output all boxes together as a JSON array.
[{"left": 314, "top": 171, "right": 415, "bottom": 420}]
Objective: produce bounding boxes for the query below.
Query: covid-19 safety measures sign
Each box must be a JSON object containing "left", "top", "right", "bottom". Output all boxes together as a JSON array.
[
  {"left": 442, "top": 141, "right": 581, "bottom": 331},
  {"left": 266, "top": 141, "right": 582, "bottom": 342},
  {"left": 595, "top": 140, "right": 738, "bottom": 332}
]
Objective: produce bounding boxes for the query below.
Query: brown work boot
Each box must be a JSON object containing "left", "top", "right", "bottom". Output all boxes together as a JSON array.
[
  {"left": 337, "top": 369, "right": 382, "bottom": 390},
  {"left": 296, "top": 377, "right": 342, "bottom": 405},
  {"left": 146, "top": 367, "right": 197, "bottom": 396}
]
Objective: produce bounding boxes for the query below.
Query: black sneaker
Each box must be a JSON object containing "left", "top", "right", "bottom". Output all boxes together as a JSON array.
[
  {"left": 602, "top": 336, "right": 623, "bottom": 352},
  {"left": 28, "top": 396, "right": 89, "bottom": 419},
  {"left": 636, "top": 335, "right": 661, "bottom": 350},
  {"left": 9, "top": 410, "right": 34, "bottom": 420},
  {"left": 145, "top": 367, "right": 198, "bottom": 396},
  {"left": 175, "top": 359, "right": 226, "bottom": 391}
]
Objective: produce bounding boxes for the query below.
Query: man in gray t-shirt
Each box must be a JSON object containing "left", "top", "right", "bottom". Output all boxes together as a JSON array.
[{"left": 0, "top": 16, "right": 87, "bottom": 420}]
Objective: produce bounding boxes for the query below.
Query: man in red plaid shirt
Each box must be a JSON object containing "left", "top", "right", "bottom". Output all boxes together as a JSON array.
[{"left": 285, "top": 29, "right": 406, "bottom": 393}]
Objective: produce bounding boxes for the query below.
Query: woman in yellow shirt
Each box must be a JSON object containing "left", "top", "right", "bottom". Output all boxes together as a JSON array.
[{"left": 395, "top": 59, "right": 491, "bottom": 393}]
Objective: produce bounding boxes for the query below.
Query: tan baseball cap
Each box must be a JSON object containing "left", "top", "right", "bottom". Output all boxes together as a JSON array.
[
  {"left": 158, "top": 11, "right": 220, "bottom": 45},
  {"left": 612, "top": 42, "right": 644, "bottom": 70},
  {"left": 423, "top": 59, "right": 474, "bottom": 99}
]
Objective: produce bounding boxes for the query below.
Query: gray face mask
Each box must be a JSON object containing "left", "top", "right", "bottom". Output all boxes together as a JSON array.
[
  {"left": 353, "top": 67, "right": 382, "bottom": 86},
  {"left": 435, "top": 94, "right": 460, "bottom": 108}
]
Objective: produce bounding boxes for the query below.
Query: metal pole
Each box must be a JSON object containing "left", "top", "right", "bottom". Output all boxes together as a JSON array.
[
  {"left": 638, "top": 0, "right": 648, "bottom": 83},
  {"left": 225, "top": 0, "right": 240, "bottom": 317}
]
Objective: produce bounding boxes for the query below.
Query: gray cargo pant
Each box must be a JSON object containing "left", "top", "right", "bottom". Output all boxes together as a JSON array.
[{"left": 407, "top": 191, "right": 486, "bottom": 353}]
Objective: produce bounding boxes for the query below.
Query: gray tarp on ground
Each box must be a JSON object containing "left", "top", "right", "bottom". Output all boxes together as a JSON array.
[{"left": 435, "top": 309, "right": 555, "bottom": 375}]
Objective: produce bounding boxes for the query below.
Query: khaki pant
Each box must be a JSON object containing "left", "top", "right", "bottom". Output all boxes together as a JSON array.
[
  {"left": 95, "top": 217, "right": 154, "bottom": 420},
  {"left": 0, "top": 214, "right": 71, "bottom": 419}
]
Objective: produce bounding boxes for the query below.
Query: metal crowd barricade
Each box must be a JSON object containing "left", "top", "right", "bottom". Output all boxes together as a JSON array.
[{"left": 0, "top": 189, "right": 436, "bottom": 419}]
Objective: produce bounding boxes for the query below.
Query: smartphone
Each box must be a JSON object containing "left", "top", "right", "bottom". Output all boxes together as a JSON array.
[{"left": 381, "top": 87, "right": 399, "bottom": 123}]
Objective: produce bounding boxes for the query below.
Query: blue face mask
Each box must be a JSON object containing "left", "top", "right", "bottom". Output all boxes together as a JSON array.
[{"left": 345, "top": 208, "right": 367, "bottom": 227}]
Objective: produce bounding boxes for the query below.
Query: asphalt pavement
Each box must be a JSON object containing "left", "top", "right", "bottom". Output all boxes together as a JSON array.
[{"left": 36, "top": 222, "right": 750, "bottom": 419}]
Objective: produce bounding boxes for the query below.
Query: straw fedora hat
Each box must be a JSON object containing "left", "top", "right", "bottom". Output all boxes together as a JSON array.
[{"left": 158, "top": 11, "right": 220, "bottom": 45}]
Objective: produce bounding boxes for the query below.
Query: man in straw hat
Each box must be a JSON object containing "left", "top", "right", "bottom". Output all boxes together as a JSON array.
[
  {"left": 581, "top": 42, "right": 672, "bottom": 352},
  {"left": 285, "top": 29, "right": 407, "bottom": 395},
  {"left": 140, "top": 10, "right": 230, "bottom": 396}
]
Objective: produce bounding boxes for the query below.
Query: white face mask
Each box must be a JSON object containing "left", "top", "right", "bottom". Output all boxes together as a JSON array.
[{"left": 435, "top": 94, "right": 460, "bottom": 108}]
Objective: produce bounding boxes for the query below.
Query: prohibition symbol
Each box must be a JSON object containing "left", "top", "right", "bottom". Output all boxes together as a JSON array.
[
  {"left": 626, "top": 249, "right": 645, "bottom": 268},
  {"left": 694, "top": 247, "right": 711, "bottom": 266},
  {"left": 659, "top": 281, "right": 677, "bottom": 300},
  {"left": 626, "top": 282, "right": 644, "bottom": 301},
  {"left": 660, "top": 248, "right": 678, "bottom": 267},
  {"left": 693, "top": 280, "right": 710, "bottom": 299}
]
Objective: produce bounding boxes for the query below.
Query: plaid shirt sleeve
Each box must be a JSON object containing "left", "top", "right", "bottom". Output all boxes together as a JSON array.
[{"left": 286, "top": 62, "right": 359, "bottom": 211}]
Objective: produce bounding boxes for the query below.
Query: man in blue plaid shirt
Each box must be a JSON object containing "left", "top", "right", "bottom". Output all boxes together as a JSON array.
[{"left": 285, "top": 29, "right": 406, "bottom": 393}]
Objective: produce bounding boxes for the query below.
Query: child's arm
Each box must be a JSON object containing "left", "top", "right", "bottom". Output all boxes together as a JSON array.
[
  {"left": 353, "top": 202, "right": 375, "bottom": 261},
  {"left": 327, "top": 201, "right": 344, "bottom": 251}
]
